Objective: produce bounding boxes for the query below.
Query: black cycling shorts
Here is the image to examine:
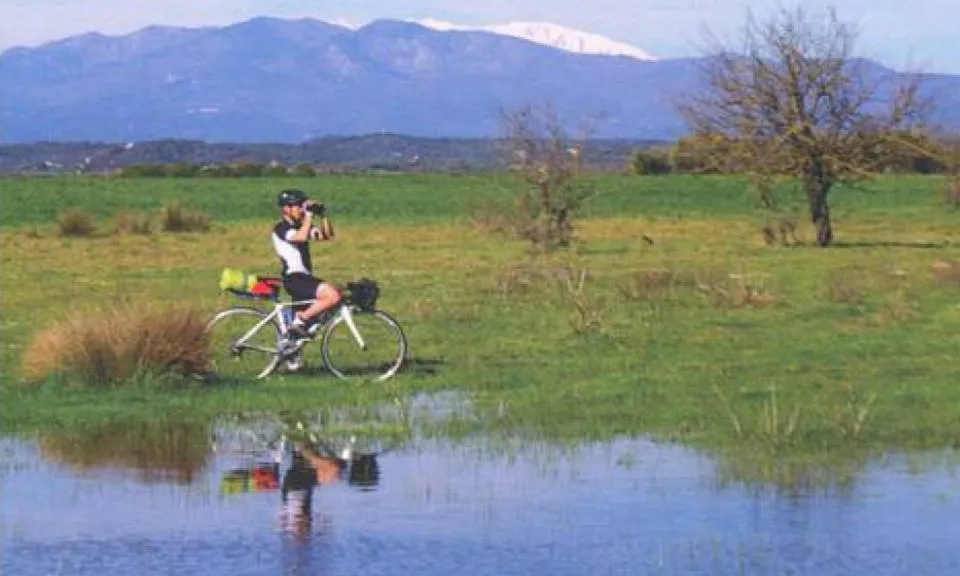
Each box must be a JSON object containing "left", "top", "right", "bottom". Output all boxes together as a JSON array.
[{"left": 283, "top": 273, "right": 323, "bottom": 304}]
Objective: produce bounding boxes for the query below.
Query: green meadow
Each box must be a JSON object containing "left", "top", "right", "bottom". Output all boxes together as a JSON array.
[{"left": 1, "top": 173, "right": 958, "bottom": 482}]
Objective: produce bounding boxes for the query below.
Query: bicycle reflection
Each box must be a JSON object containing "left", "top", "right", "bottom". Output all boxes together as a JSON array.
[{"left": 220, "top": 442, "right": 381, "bottom": 537}]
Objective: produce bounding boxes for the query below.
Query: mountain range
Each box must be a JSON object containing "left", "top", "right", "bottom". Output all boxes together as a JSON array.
[{"left": 1, "top": 16, "right": 958, "bottom": 144}]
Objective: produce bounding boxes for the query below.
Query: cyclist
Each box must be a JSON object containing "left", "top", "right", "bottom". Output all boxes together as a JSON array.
[{"left": 272, "top": 189, "right": 340, "bottom": 341}]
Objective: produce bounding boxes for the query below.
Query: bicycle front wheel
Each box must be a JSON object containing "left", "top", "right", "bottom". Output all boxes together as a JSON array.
[
  {"left": 206, "top": 307, "right": 282, "bottom": 381},
  {"left": 321, "top": 309, "right": 407, "bottom": 381}
]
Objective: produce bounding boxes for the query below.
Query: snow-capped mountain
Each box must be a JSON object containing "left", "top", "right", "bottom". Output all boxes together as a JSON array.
[
  {"left": 416, "top": 19, "right": 655, "bottom": 61},
  {"left": 6, "top": 15, "right": 956, "bottom": 143}
]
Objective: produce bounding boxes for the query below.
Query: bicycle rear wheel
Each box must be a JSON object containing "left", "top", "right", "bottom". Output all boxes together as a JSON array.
[
  {"left": 321, "top": 308, "right": 407, "bottom": 381},
  {"left": 206, "top": 307, "right": 282, "bottom": 380}
]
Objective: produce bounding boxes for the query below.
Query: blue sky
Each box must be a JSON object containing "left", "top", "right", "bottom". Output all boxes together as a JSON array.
[{"left": 1, "top": 0, "right": 957, "bottom": 73}]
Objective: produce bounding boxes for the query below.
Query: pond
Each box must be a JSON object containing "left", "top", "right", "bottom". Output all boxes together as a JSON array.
[{"left": 2, "top": 423, "right": 959, "bottom": 576}]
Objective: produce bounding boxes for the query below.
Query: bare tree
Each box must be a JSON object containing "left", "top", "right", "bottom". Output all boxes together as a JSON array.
[
  {"left": 679, "top": 6, "right": 929, "bottom": 246},
  {"left": 498, "top": 104, "right": 594, "bottom": 251},
  {"left": 945, "top": 139, "right": 960, "bottom": 208}
]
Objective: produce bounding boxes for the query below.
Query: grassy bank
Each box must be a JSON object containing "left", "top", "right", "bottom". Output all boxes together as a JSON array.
[{"left": 1, "top": 173, "right": 958, "bottom": 469}]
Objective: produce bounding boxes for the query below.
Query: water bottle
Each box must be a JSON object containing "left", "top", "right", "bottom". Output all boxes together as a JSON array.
[{"left": 281, "top": 307, "right": 295, "bottom": 328}]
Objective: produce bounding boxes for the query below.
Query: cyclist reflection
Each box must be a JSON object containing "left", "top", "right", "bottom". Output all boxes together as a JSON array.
[{"left": 220, "top": 441, "right": 382, "bottom": 538}]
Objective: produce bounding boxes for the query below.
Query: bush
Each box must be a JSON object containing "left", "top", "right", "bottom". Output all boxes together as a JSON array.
[
  {"left": 112, "top": 211, "right": 153, "bottom": 235},
  {"left": 20, "top": 304, "right": 211, "bottom": 388},
  {"left": 231, "top": 163, "right": 265, "bottom": 177},
  {"left": 291, "top": 163, "right": 317, "bottom": 177},
  {"left": 166, "top": 163, "right": 201, "bottom": 178},
  {"left": 160, "top": 202, "right": 211, "bottom": 232},
  {"left": 263, "top": 164, "right": 289, "bottom": 177},
  {"left": 630, "top": 148, "right": 673, "bottom": 175},
  {"left": 56, "top": 209, "right": 97, "bottom": 237},
  {"left": 500, "top": 104, "right": 595, "bottom": 252}
]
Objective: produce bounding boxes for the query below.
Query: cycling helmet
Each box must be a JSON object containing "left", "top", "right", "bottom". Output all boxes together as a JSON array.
[{"left": 277, "top": 188, "right": 308, "bottom": 207}]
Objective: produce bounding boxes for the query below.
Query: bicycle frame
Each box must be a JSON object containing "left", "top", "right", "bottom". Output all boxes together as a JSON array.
[{"left": 229, "top": 299, "right": 366, "bottom": 355}]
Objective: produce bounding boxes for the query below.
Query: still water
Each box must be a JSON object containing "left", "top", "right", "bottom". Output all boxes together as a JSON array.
[{"left": 2, "top": 432, "right": 959, "bottom": 576}]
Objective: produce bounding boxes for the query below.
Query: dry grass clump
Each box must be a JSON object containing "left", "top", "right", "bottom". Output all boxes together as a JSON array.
[
  {"left": 494, "top": 261, "right": 548, "bottom": 296},
  {"left": 20, "top": 304, "right": 211, "bottom": 388},
  {"left": 618, "top": 267, "right": 777, "bottom": 308},
  {"left": 112, "top": 210, "right": 154, "bottom": 235},
  {"left": 699, "top": 272, "right": 777, "bottom": 308},
  {"left": 871, "top": 290, "right": 921, "bottom": 326},
  {"left": 931, "top": 259, "right": 960, "bottom": 286},
  {"left": 469, "top": 199, "right": 522, "bottom": 237},
  {"left": 160, "top": 202, "right": 211, "bottom": 232},
  {"left": 56, "top": 209, "right": 97, "bottom": 237},
  {"left": 825, "top": 270, "right": 864, "bottom": 304},
  {"left": 618, "top": 268, "right": 699, "bottom": 301}
]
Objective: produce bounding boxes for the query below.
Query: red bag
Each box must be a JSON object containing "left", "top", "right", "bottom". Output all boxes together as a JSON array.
[{"left": 249, "top": 278, "right": 282, "bottom": 299}]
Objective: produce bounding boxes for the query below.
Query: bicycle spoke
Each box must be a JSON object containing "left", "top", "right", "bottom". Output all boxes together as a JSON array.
[
  {"left": 206, "top": 308, "right": 281, "bottom": 380},
  {"left": 322, "top": 310, "right": 406, "bottom": 381}
]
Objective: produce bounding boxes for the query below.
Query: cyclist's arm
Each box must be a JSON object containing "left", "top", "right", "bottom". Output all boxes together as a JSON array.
[
  {"left": 313, "top": 217, "right": 334, "bottom": 241},
  {"left": 288, "top": 211, "right": 313, "bottom": 243}
]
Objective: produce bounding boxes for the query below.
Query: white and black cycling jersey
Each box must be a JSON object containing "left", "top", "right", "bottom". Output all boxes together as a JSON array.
[{"left": 272, "top": 219, "right": 314, "bottom": 276}]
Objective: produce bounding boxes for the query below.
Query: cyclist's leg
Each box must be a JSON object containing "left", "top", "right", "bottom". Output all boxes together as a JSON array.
[
  {"left": 284, "top": 274, "right": 319, "bottom": 311},
  {"left": 283, "top": 274, "right": 318, "bottom": 337},
  {"left": 297, "top": 279, "right": 342, "bottom": 324}
]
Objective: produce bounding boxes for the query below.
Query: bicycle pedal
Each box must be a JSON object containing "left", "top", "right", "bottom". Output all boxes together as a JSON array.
[{"left": 278, "top": 340, "right": 304, "bottom": 359}]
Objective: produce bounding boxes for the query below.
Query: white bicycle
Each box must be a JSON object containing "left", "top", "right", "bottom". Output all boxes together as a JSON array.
[{"left": 206, "top": 278, "right": 407, "bottom": 381}]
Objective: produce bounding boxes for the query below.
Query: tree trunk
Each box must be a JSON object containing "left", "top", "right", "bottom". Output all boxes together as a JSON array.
[{"left": 809, "top": 186, "right": 833, "bottom": 247}]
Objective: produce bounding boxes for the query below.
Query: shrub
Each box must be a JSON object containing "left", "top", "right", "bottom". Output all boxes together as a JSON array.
[
  {"left": 500, "top": 104, "right": 595, "bottom": 252},
  {"left": 160, "top": 202, "right": 211, "bottom": 232},
  {"left": 112, "top": 210, "right": 153, "bottom": 235},
  {"left": 231, "top": 162, "right": 265, "bottom": 177},
  {"left": 291, "top": 163, "right": 317, "bottom": 177},
  {"left": 166, "top": 163, "right": 201, "bottom": 178},
  {"left": 120, "top": 164, "right": 168, "bottom": 178},
  {"left": 263, "top": 164, "right": 289, "bottom": 177},
  {"left": 56, "top": 209, "right": 97, "bottom": 237},
  {"left": 630, "top": 148, "right": 673, "bottom": 175},
  {"left": 20, "top": 304, "right": 211, "bottom": 388}
]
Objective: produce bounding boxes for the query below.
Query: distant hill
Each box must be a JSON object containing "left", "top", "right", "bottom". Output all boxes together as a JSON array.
[
  {"left": 1, "top": 16, "right": 958, "bottom": 144},
  {"left": 0, "top": 134, "right": 666, "bottom": 174}
]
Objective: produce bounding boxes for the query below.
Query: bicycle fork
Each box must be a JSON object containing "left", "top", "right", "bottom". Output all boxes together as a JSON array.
[{"left": 340, "top": 305, "right": 366, "bottom": 350}]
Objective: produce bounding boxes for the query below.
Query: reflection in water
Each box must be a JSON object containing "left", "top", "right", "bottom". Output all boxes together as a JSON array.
[
  {"left": 282, "top": 444, "right": 382, "bottom": 538},
  {"left": 281, "top": 447, "right": 321, "bottom": 538},
  {"left": 216, "top": 436, "right": 382, "bottom": 540},
  {"left": 36, "top": 419, "right": 211, "bottom": 484},
  {"left": 3, "top": 434, "right": 960, "bottom": 575},
  {"left": 347, "top": 454, "right": 380, "bottom": 491},
  {"left": 713, "top": 448, "right": 870, "bottom": 496}
]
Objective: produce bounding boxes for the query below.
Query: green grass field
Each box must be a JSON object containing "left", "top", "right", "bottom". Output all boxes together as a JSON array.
[{"left": 2, "top": 173, "right": 958, "bottom": 483}]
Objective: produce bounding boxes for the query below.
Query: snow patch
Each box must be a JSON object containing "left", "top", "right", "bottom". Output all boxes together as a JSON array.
[{"left": 414, "top": 19, "right": 655, "bottom": 61}]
